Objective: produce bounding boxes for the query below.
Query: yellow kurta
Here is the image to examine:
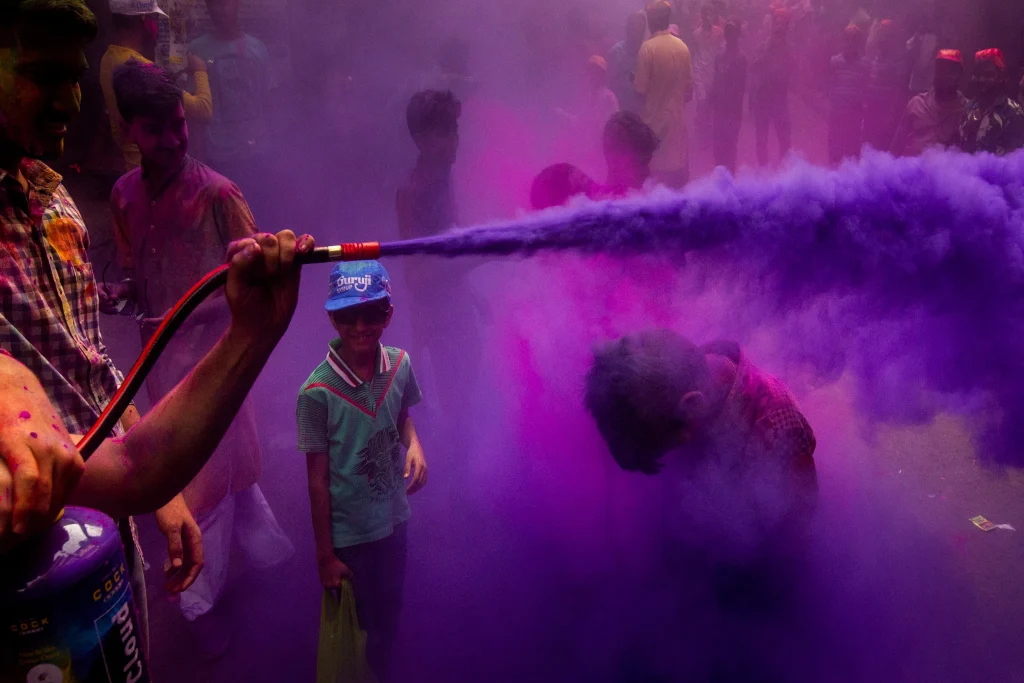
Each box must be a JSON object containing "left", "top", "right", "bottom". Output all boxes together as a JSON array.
[
  {"left": 635, "top": 31, "right": 694, "bottom": 174},
  {"left": 100, "top": 45, "right": 213, "bottom": 171}
]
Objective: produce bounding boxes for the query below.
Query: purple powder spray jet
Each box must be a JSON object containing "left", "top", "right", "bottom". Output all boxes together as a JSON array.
[{"left": 375, "top": 149, "right": 1024, "bottom": 466}]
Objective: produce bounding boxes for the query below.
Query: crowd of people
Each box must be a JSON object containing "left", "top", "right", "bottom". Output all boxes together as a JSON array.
[{"left": 1, "top": 0, "right": 1023, "bottom": 680}]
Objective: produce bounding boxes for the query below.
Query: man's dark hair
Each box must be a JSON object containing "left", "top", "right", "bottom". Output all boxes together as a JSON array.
[
  {"left": 585, "top": 330, "right": 710, "bottom": 474},
  {"left": 112, "top": 59, "right": 183, "bottom": 123},
  {"left": 406, "top": 89, "right": 461, "bottom": 139},
  {"left": 645, "top": 1, "right": 673, "bottom": 34},
  {"left": 0, "top": 0, "right": 98, "bottom": 45},
  {"left": 530, "top": 163, "right": 597, "bottom": 210},
  {"left": 604, "top": 110, "right": 660, "bottom": 165}
]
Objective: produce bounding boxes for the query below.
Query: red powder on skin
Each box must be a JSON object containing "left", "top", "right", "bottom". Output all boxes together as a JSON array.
[
  {"left": 52, "top": 424, "right": 60, "bottom": 431},
  {"left": 19, "top": 411, "right": 30, "bottom": 420},
  {"left": 29, "top": 432, "right": 38, "bottom": 439}
]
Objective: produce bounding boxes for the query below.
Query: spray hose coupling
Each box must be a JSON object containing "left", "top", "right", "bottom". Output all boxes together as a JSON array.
[{"left": 302, "top": 242, "right": 381, "bottom": 264}]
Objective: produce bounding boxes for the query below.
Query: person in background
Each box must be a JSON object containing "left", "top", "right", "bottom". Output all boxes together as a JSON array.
[
  {"left": 106, "top": 60, "right": 293, "bottom": 660},
  {"left": 607, "top": 11, "right": 648, "bottom": 114},
  {"left": 905, "top": 13, "right": 938, "bottom": 96},
  {"left": 710, "top": 18, "right": 747, "bottom": 173},
  {"left": 891, "top": 49, "right": 966, "bottom": 157},
  {"left": 635, "top": 0, "right": 694, "bottom": 188},
  {"left": 584, "top": 329, "right": 817, "bottom": 681},
  {"left": 100, "top": 0, "right": 212, "bottom": 171},
  {"left": 298, "top": 260, "right": 427, "bottom": 683},
  {"left": 863, "top": 19, "right": 906, "bottom": 151},
  {"left": 602, "top": 110, "right": 660, "bottom": 195},
  {"left": 749, "top": 8, "right": 793, "bottom": 165},
  {"left": 827, "top": 24, "right": 869, "bottom": 164},
  {"left": 958, "top": 49, "right": 1024, "bottom": 157},
  {"left": 396, "top": 90, "right": 460, "bottom": 242},
  {"left": 690, "top": 3, "right": 725, "bottom": 141},
  {"left": 396, "top": 90, "right": 482, "bottom": 426},
  {"left": 558, "top": 56, "right": 620, "bottom": 171},
  {"left": 189, "top": 0, "right": 276, "bottom": 216}
]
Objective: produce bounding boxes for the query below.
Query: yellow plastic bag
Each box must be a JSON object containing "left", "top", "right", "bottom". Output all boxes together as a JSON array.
[{"left": 316, "top": 582, "right": 378, "bottom": 683}]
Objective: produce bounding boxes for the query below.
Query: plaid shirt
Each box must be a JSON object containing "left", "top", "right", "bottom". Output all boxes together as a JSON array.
[
  {"left": 702, "top": 341, "right": 817, "bottom": 485},
  {"left": 0, "top": 159, "right": 123, "bottom": 436}
]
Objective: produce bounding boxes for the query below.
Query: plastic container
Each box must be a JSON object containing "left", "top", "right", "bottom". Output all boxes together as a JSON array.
[{"left": 1, "top": 506, "right": 149, "bottom": 682}]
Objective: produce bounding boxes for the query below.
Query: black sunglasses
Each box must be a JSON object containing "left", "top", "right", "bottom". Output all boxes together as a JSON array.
[{"left": 332, "top": 302, "right": 391, "bottom": 325}]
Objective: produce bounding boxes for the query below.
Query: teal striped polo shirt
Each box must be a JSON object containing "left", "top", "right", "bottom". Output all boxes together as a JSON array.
[{"left": 296, "top": 340, "right": 422, "bottom": 548}]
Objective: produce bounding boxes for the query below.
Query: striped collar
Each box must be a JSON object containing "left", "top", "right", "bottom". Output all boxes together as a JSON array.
[{"left": 325, "top": 340, "right": 391, "bottom": 388}]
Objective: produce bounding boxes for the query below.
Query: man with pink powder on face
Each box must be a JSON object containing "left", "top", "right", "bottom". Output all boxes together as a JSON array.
[{"left": 105, "top": 58, "right": 293, "bottom": 660}]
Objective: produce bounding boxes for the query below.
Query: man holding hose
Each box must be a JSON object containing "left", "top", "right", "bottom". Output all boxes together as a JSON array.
[{"left": 0, "top": 0, "right": 312, "bottom": 648}]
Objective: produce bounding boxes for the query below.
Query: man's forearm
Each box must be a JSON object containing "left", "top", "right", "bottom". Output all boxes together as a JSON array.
[{"left": 71, "top": 326, "right": 275, "bottom": 517}]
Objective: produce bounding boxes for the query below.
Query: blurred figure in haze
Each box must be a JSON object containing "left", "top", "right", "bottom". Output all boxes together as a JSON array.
[
  {"left": 891, "top": 50, "right": 966, "bottom": 157},
  {"left": 607, "top": 11, "right": 648, "bottom": 114},
  {"left": 298, "top": 261, "right": 426, "bottom": 683},
  {"left": 710, "top": 19, "right": 747, "bottom": 173},
  {"left": 863, "top": 19, "right": 906, "bottom": 151},
  {"left": 958, "top": 49, "right": 1024, "bottom": 156},
  {"left": 690, "top": 3, "right": 725, "bottom": 140},
  {"left": 749, "top": 9, "right": 793, "bottom": 165},
  {"left": 585, "top": 330, "right": 817, "bottom": 681},
  {"left": 905, "top": 12, "right": 938, "bottom": 96},
  {"left": 557, "top": 56, "right": 620, "bottom": 172},
  {"left": 635, "top": 0, "right": 694, "bottom": 188},
  {"left": 396, "top": 91, "right": 482, "bottom": 419},
  {"left": 603, "top": 110, "right": 660, "bottom": 195},
  {"left": 107, "top": 60, "right": 293, "bottom": 660},
  {"left": 189, "top": 0, "right": 276, "bottom": 218},
  {"left": 100, "top": 0, "right": 212, "bottom": 171},
  {"left": 827, "top": 24, "right": 869, "bottom": 164}
]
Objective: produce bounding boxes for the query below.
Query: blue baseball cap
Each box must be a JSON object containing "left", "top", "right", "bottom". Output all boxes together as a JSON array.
[{"left": 325, "top": 261, "right": 392, "bottom": 312}]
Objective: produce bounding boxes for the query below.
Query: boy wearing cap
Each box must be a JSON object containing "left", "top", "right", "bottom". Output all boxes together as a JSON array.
[
  {"left": 298, "top": 261, "right": 427, "bottom": 682},
  {"left": 101, "top": 0, "right": 213, "bottom": 171},
  {"left": 891, "top": 49, "right": 966, "bottom": 156}
]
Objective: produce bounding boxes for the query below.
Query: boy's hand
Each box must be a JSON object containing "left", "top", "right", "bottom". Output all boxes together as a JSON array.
[
  {"left": 155, "top": 495, "right": 204, "bottom": 593},
  {"left": 405, "top": 443, "right": 427, "bottom": 494},
  {"left": 318, "top": 553, "right": 353, "bottom": 589}
]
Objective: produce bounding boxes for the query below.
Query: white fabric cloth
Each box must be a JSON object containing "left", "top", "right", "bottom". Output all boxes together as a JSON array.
[{"left": 178, "top": 484, "right": 294, "bottom": 620}]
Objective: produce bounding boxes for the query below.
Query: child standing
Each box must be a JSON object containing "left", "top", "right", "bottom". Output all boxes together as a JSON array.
[{"left": 297, "top": 261, "right": 427, "bottom": 682}]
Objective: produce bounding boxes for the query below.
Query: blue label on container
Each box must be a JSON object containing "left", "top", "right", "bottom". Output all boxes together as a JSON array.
[{"left": 2, "top": 549, "right": 149, "bottom": 682}]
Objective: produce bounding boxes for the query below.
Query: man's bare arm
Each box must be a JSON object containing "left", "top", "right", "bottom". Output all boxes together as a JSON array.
[{"left": 70, "top": 231, "right": 312, "bottom": 518}]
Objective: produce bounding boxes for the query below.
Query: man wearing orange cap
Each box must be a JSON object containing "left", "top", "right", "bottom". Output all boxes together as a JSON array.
[
  {"left": 891, "top": 49, "right": 966, "bottom": 156},
  {"left": 958, "top": 49, "right": 1024, "bottom": 156}
]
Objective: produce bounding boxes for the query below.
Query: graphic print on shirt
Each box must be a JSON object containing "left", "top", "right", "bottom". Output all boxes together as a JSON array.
[{"left": 354, "top": 427, "right": 402, "bottom": 502}]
